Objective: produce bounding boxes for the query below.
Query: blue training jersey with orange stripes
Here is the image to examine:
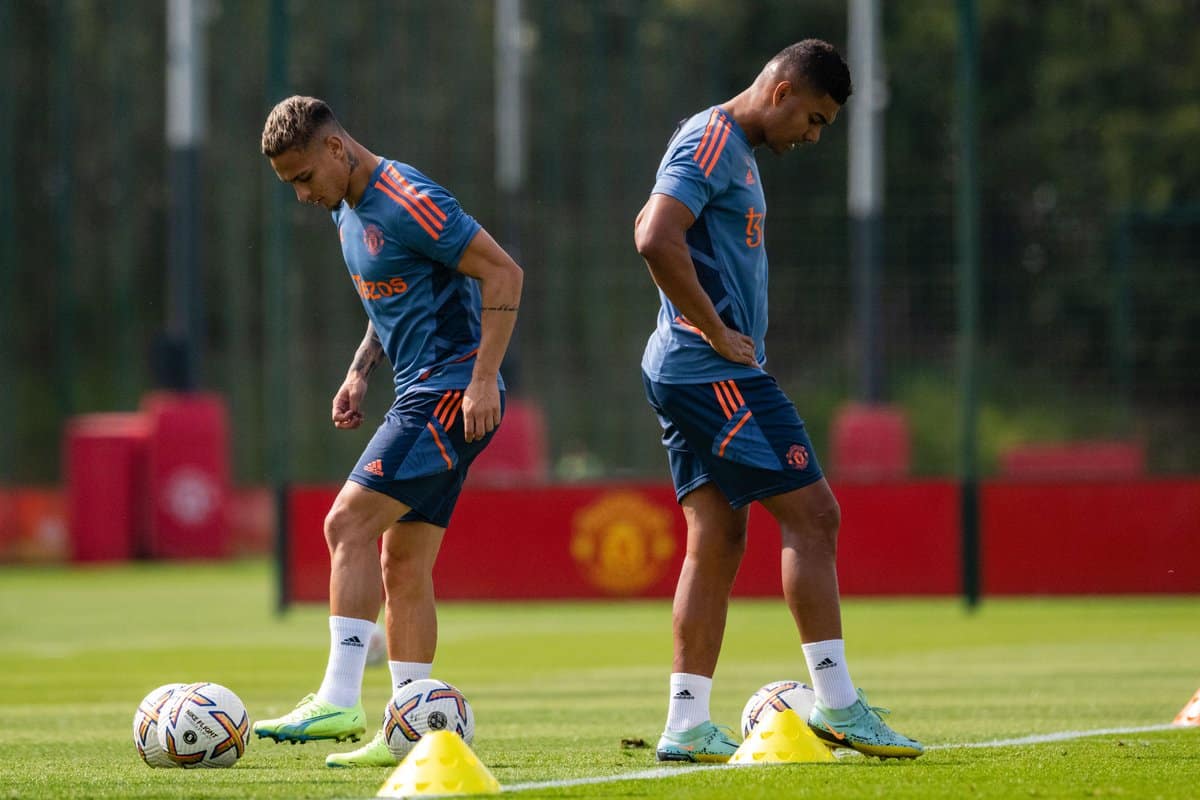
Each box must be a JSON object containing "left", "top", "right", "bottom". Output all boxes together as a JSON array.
[
  {"left": 641, "top": 106, "right": 769, "bottom": 385},
  {"left": 333, "top": 159, "right": 502, "bottom": 396}
]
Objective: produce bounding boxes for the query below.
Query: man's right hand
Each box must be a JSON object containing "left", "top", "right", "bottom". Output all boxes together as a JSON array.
[
  {"left": 704, "top": 326, "right": 758, "bottom": 368},
  {"left": 332, "top": 377, "right": 368, "bottom": 429}
]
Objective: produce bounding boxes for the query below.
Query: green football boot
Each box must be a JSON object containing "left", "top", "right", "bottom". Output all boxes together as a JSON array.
[
  {"left": 253, "top": 693, "right": 366, "bottom": 744},
  {"left": 807, "top": 689, "right": 924, "bottom": 759},
  {"left": 326, "top": 729, "right": 397, "bottom": 768},
  {"left": 655, "top": 721, "right": 740, "bottom": 763}
]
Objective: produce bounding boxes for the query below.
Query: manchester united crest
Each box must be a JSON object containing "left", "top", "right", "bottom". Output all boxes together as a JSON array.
[
  {"left": 786, "top": 444, "right": 809, "bottom": 470},
  {"left": 570, "top": 492, "right": 676, "bottom": 595},
  {"left": 363, "top": 224, "right": 385, "bottom": 256}
]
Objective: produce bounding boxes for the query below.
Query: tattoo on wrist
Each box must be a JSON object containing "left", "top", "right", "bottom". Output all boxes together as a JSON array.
[{"left": 481, "top": 304, "right": 519, "bottom": 312}]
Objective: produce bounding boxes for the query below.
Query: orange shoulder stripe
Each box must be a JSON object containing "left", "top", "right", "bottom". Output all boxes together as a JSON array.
[
  {"left": 374, "top": 180, "right": 441, "bottom": 240},
  {"left": 692, "top": 109, "right": 720, "bottom": 164},
  {"left": 378, "top": 170, "right": 444, "bottom": 232},
  {"left": 699, "top": 119, "right": 732, "bottom": 177},
  {"left": 386, "top": 165, "right": 448, "bottom": 223}
]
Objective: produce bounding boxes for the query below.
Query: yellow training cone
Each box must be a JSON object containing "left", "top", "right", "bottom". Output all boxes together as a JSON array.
[
  {"left": 377, "top": 731, "right": 501, "bottom": 798},
  {"left": 730, "top": 708, "right": 836, "bottom": 764},
  {"left": 1174, "top": 687, "right": 1200, "bottom": 726}
]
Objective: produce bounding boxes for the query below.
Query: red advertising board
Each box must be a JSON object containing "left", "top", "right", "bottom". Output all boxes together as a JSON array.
[
  {"left": 285, "top": 480, "right": 962, "bottom": 602},
  {"left": 982, "top": 480, "right": 1200, "bottom": 594}
]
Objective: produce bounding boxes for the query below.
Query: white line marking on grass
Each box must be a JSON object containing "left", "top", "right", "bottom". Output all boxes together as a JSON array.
[
  {"left": 502, "top": 724, "right": 1189, "bottom": 793},
  {"left": 926, "top": 722, "right": 1182, "bottom": 751},
  {"left": 504, "top": 765, "right": 725, "bottom": 792}
]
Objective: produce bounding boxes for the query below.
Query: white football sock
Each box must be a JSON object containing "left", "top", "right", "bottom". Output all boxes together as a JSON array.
[
  {"left": 665, "top": 672, "right": 712, "bottom": 732},
  {"left": 388, "top": 660, "right": 432, "bottom": 692},
  {"left": 316, "top": 615, "right": 377, "bottom": 708},
  {"left": 802, "top": 639, "right": 858, "bottom": 709}
]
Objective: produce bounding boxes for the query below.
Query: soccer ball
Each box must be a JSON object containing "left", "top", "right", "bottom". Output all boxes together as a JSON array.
[
  {"left": 382, "top": 678, "right": 475, "bottom": 759},
  {"left": 133, "top": 683, "right": 184, "bottom": 767},
  {"left": 156, "top": 682, "right": 250, "bottom": 768},
  {"left": 740, "top": 680, "right": 816, "bottom": 738}
]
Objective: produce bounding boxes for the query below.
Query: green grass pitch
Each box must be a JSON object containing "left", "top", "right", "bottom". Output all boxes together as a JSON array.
[{"left": 2, "top": 560, "right": 1197, "bottom": 799}]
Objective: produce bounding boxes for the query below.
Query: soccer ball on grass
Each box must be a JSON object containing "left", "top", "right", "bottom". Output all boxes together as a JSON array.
[
  {"left": 133, "top": 683, "right": 185, "bottom": 767},
  {"left": 155, "top": 682, "right": 250, "bottom": 768},
  {"left": 382, "top": 678, "right": 475, "bottom": 759}
]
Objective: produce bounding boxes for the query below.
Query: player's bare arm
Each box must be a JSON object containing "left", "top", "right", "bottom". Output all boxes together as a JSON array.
[
  {"left": 455, "top": 229, "right": 524, "bottom": 443},
  {"left": 634, "top": 193, "right": 757, "bottom": 367},
  {"left": 332, "top": 321, "right": 384, "bottom": 430}
]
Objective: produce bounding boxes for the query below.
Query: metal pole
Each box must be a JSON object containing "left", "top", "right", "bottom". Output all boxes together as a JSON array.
[
  {"left": 112, "top": 0, "right": 139, "bottom": 407},
  {"left": 956, "top": 0, "right": 982, "bottom": 609},
  {"left": 166, "top": 0, "right": 207, "bottom": 390},
  {"left": 494, "top": 0, "right": 525, "bottom": 390},
  {"left": 218, "top": 0, "right": 257, "bottom": 482},
  {"left": 495, "top": 0, "right": 525, "bottom": 209},
  {"left": 52, "top": 0, "right": 76, "bottom": 419},
  {"left": 1112, "top": 211, "right": 1134, "bottom": 434},
  {"left": 538, "top": 0, "right": 570, "bottom": 471},
  {"left": 848, "top": 0, "right": 886, "bottom": 403},
  {"left": 264, "top": 0, "right": 291, "bottom": 613},
  {"left": 0, "top": 0, "right": 14, "bottom": 483}
]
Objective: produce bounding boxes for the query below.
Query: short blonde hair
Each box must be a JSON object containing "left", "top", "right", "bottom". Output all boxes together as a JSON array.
[{"left": 261, "top": 95, "right": 339, "bottom": 157}]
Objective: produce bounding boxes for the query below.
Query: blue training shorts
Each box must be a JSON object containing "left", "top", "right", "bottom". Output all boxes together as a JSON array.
[
  {"left": 642, "top": 372, "right": 823, "bottom": 508},
  {"left": 347, "top": 387, "right": 504, "bottom": 528}
]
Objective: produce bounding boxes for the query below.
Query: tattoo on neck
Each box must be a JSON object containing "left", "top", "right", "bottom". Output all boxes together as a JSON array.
[
  {"left": 481, "top": 304, "right": 519, "bottom": 312},
  {"left": 347, "top": 151, "right": 359, "bottom": 171}
]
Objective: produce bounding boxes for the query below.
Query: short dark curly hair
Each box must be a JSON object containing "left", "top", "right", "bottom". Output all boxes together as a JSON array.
[
  {"left": 767, "top": 40, "right": 853, "bottom": 105},
  {"left": 261, "top": 95, "right": 340, "bottom": 157}
]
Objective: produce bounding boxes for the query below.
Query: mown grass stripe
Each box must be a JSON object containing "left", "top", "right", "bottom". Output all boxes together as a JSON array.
[{"left": 503, "top": 723, "right": 1186, "bottom": 792}]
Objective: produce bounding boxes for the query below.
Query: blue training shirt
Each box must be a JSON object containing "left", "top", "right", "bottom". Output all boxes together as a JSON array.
[
  {"left": 641, "top": 106, "right": 769, "bottom": 384},
  {"left": 333, "top": 159, "right": 503, "bottom": 396}
]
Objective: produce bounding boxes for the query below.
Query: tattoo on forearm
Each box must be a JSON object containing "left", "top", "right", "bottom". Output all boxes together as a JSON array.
[
  {"left": 351, "top": 332, "right": 383, "bottom": 378},
  {"left": 352, "top": 352, "right": 379, "bottom": 379},
  {"left": 481, "top": 304, "right": 519, "bottom": 312}
]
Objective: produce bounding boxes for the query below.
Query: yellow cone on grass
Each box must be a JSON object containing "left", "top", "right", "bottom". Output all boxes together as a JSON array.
[
  {"left": 377, "top": 731, "right": 501, "bottom": 798},
  {"left": 730, "top": 708, "right": 836, "bottom": 764}
]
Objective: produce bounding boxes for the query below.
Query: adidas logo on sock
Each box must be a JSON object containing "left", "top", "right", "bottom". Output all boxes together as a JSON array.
[
  {"left": 673, "top": 689, "right": 694, "bottom": 700},
  {"left": 814, "top": 657, "right": 837, "bottom": 671},
  {"left": 340, "top": 635, "right": 365, "bottom": 648}
]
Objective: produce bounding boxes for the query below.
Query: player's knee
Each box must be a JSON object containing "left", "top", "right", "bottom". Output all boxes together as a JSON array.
[
  {"left": 381, "top": 553, "right": 430, "bottom": 599},
  {"left": 686, "top": 523, "right": 747, "bottom": 562},
  {"left": 813, "top": 498, "right": 841, "bottom": 538},
  {"left": 323, "top": 503, "right": 365, "bottom": 551}
]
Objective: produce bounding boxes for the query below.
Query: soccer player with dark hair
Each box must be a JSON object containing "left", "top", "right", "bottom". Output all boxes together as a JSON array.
[
  {"left": 255, "top": 96, "right": 523, "bottom": 767},
  {"left": 634, "top": 40, "right": 923, "bottom": 761}
]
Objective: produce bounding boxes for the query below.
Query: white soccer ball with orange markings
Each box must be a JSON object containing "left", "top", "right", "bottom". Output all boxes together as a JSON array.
[
  {"left": 740, "top": 680, "right": 816, "bottom": 738},
  {"left": 156, "top": 682, "right": 250, "bottom": 768},
  {"left": 383, "top": 678, "right": 475, "bottom": 759},
  {"left": 133, "top": 683, "right": 185, "bottom": 767}
]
